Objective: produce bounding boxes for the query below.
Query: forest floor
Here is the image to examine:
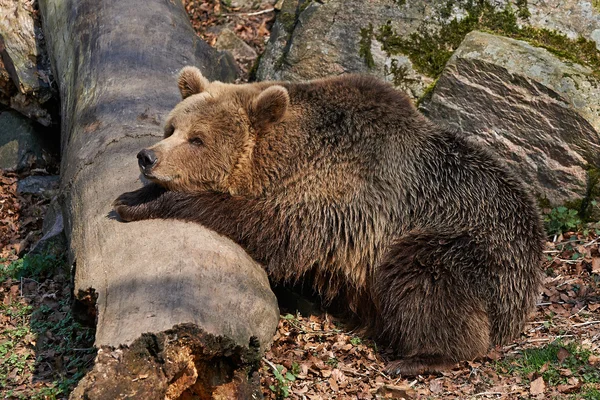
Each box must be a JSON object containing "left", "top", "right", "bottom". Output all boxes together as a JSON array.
[
  {"left": 1, "top": 1, "right": 600, "bottom": 399},
  {"left": 2, "top": 163, "right": 600, "bottom": 400}
]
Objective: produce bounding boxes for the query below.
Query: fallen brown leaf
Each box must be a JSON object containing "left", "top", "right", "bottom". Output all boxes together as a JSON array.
[{"left": 530, "top": 376, "right": 545, "bottom": 395}]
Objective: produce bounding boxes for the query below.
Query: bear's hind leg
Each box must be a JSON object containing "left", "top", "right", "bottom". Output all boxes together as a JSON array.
[{"left": 373, "top": 231, "right": 491, "bottom": 376}]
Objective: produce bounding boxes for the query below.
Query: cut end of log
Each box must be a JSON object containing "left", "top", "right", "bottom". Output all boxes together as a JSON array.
[
  {"left": 72, "top": 287, "right": 98, "bottom": 327},
  {"left": 70, "top": 323, "right": 263, "bottom": 400}
]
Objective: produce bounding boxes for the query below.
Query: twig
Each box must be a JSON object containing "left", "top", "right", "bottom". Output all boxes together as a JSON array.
[
  {"left": 573, "top": 321, "right": 600, "bottom": 327},
  {"left": 473, "top": 392, "right": 505, "bottom": 397},
  {"left": 569, "top": 305, "right": 587, "bottom": 318},
  {"left": 555, "top": 259, "right": 580, "bottom": 264},
  {"left": 557, "top": 278, "right": 577, "bottom": 287},
  {"left": 223, "top": 8, "right": 274, "bottom": 16},
  {"left": 340, "top": 366, "right": 369, "bottom": 378},
  {"left": 368, "top": 365, "right": 391, "bottom": 380},
  {"left": 262, "top": 357, "right": 280, "bottom": 373},
  {"left": 537, "top": 301, "right": 565, "bottom": 306}
]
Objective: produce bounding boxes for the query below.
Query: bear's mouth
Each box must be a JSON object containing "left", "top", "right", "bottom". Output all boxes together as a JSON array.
[{"left": 143, "top": 171, "right": 177, "bottom": 183}]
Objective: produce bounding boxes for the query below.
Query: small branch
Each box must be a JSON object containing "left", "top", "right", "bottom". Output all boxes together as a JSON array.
[
  {"left": 537, "top": 301, "right": 565, "bottom": 306},
  {"left": 573, "top": 321, "right": 600, "bottom": 327},
  {"left": 368, "top": 365, "right": 391, "bottom": 380},
  {"left": 569, "top": 305, "right": 587, "bottom": 318},
  {"left": 223, "top": 8, "right": 274, "bottom": 16},
  {"left": 262, "top": 357, "right": 279, "bottom": 373},
  {"left": 557, "top": 278, "right": 578, "bottom": 287},
  {"left": 473, "top": 391, "right": 506, "bottom": 397}
]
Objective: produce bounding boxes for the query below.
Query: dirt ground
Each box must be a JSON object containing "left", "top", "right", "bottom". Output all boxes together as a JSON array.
[{"left": 1, "top": 1, "right": 599, "bottom": 399}]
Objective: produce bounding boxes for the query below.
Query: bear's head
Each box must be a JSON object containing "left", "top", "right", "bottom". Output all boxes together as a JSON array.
[{"left": 137, "top": 66, "right": 290, "bottom": 194}]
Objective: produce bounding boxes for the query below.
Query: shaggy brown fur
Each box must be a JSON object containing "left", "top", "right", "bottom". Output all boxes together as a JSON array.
[{"left": 114, "top": 67, "right": 545, "bottom": 376}]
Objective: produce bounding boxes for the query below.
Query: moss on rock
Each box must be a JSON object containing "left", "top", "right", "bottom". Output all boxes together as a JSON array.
[
  {"left": 359, "top": 24, "right": 375, "bottom": 69},
  {"left": 375, "top": 0, "right": 600, "bottom": 79}
]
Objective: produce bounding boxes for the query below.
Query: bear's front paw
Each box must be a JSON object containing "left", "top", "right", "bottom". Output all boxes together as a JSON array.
[
  {"left": 113, "top": 204, "right": 139, "bottom": 222},
  {"left": 113, "top": 185, "right": 166, "bottom": 222},
  {"left": 113, "top": 190, "right": 144, "bottom": 208}
]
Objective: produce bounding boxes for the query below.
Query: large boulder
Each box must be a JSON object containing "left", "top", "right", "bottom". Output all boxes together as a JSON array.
[
  {"left": 255, "top": 0, "right": 435, "bottom": 99},
  {"left": 525, "top": 0, "right": 600, "bottom": 50},
  {"left": 0, "top": 109, "right": 56, "bottom": 171},
  {"left": 258, "top": 0, "right": 600, "bottom": 102},
  {"left": 420, "top": 31, "right": 600, "bottom": 205}
]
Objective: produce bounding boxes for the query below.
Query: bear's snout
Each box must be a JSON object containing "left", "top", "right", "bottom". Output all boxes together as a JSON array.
[{"left": 137, "top": 149, "right": 158, "bottom": 173}]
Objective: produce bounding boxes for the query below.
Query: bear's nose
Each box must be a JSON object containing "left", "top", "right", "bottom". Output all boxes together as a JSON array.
[{"left": 137, "top": 149, "right": 158, "bottom": 170}]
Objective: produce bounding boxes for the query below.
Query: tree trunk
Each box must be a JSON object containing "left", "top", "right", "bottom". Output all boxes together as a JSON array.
[{"left": 38, "top": 0, "right": 279, "bottom": 398}]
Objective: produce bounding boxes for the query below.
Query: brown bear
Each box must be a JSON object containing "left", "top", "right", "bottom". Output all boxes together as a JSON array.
[{"left": 114, "top": 67, "right": 545, "bottom": 375}]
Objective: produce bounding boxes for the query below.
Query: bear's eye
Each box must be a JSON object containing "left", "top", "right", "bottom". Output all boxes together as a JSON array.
[
  {"left": 164, "top": 124, "right": 175, "bottom": 138},
  {"left": 189, "top": 137, "right": 204, "bottom": 146}
]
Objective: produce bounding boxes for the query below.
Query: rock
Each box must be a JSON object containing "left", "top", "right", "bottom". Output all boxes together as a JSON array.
[
  {"left": 0, "top": 0, "right": 56, "bottom": 126},
  {"left": 256, "top": 0, "right": 435, "bottom": 100},
  {"left": 420, "top": 31, "right": 600, "bottom": 205},
  {"left": 29, "top": 196, "right": 67, "bottom": 257},
  {"left": 16, "top": 174, "right": 59, "bottom": 196},
  {"left": 0, "top": 109, "right": 55, "bottom": 171},
  {"left": 215, "top": 28, "right": 257, "bottom": 61},
  {"left": 258, "top": 0, "right": 600, "bottom": 103},
  {"left": 525, "top": 0, "right": 600, "bottom": 51}
]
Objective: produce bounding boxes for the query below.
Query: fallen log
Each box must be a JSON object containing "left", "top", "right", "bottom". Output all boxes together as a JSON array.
[{"left": 38, "top": 0, "right": 279, "bottom": 398}]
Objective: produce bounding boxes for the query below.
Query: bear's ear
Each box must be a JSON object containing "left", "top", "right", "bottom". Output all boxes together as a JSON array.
[
  {"left": 251, "top": 85, "right": 289, "bottom": 128},
  {"left": 178, "top": 66, "right": 209, "bottom": 99}
]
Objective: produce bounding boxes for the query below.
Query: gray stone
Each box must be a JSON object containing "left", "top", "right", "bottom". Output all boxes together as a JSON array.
[
  {"left": 525, "top": 0, "right": 600, "bottom": 51},
  {"left": 420, "top": 31, "right": 600, "bottom": 205},
  {"left": 17, "top": 174, "right": 59, "bottom": 195},
  {"left": 29, "top": 196, "right": 67, "bottom": 256},
  {"left": 0, "top": 110, "right": 54, "bottom": 171},
  {"left": 215, "top": 28, "right": 258, "bottom": 61},
  {"left": 258, "top": 0, "right": 600, "bottom": 103},
  {"left": 256, "top": 0, "right": 436, "bottom": 100}
]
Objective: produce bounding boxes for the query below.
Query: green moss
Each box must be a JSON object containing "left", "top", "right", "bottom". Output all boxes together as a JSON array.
[
  {"left": 359, "top": 24, "right": 376, "bottom": 69},
  {"left": 394, "top": 0, "right": 406, "bottom": 6},
  {"left": 384, "top": 58, "right": 409, "bottom": 85},
  {"left": 416, "top": 78, "right": 438, "bottom": 107},
  {"left": 375, "top": 0, "right": 600, "bottom": 79},
  {"left": 439, "top": 0, "right": 456, "bottom": 20},
  {"left": 278, "top": 11, "right": 297, "bottom": 33},
  {"left": 515, "top": 0, "right": 530, "bottom": 19},
  {"left": 579, "top": 166, "right": 600, "bottom": 222},
  {"left": 298, "top": 0, "right": 312, "bottom": 13},
  {"left": 593, "top": 0, "right": 600, "bottom": 13}
]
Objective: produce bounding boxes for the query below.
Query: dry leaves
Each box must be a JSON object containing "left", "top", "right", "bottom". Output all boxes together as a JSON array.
[
  {"left": 530, "top": 376, "right": 545, "bottom": 395},
  {"left": 183, "top": 0, "right": 276, "bottom": 80},
  {"left": 261, "top": 230, "right": 600, "bottom": 399}
]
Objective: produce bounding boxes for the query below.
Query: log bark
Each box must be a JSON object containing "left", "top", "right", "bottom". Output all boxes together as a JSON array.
[{"left": 38, "top": 0, "right": 279, "bottom": 398}]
